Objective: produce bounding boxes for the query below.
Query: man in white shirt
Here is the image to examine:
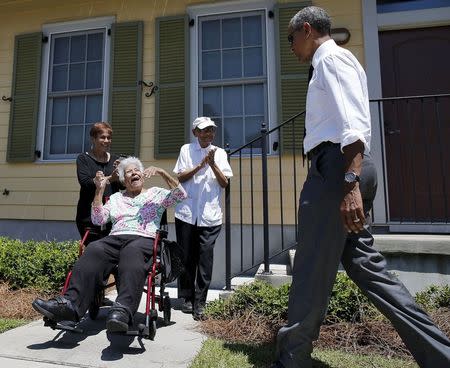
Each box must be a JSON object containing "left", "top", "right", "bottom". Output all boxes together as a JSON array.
[
  {"left": 272, "top": 6, "right": 450, "bottom": 368},
  {"left": 173, "top": 117, "right": 233, "bottom": 320}
]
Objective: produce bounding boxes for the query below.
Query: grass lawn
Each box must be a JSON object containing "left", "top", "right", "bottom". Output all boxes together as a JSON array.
[
  {"left": 0, "top": 318, "right": 28, "bottom": 333},
  {"left": 189, "top": 338, "right": 418, "bottom": 368}
]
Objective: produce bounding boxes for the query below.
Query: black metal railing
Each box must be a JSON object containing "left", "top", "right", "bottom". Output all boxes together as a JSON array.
[
  {"left": 370, "top": 93, "right": 450, "bottom": 225},
  {"left": 224, "top": 111, "right": 306, "bottom": 290}
]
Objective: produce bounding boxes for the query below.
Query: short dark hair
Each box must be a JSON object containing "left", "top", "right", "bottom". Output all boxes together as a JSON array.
[
  {"left": 289, "top": 6, "right": 331, "bottom": 36},
  {"left": 90, "top": 122, "right": 113, "bottom": 138}
]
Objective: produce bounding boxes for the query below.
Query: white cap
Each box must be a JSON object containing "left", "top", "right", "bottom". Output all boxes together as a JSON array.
[{"left": 192, "top": 117, "right": 217, "bottom": 130}]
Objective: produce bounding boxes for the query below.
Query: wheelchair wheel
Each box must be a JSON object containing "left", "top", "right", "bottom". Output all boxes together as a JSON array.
[
  {"left": 89, "top": 288, "right": 104, "bottom": 320},
  {"left": 163, "top": 296, "right": 171, "bottom": 325}
]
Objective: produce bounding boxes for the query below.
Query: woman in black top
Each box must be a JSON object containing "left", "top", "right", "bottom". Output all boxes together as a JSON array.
[{"left": 76, "top": 122, "right": 122, "bottom": 245}]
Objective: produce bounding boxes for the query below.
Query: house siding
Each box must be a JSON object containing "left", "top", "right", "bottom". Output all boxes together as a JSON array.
[{"left": 0, "top": 0, "right": 363, "bottom": 228}]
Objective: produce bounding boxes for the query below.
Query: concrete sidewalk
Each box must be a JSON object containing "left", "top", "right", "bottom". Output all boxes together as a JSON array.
[{"left": 0, "top": 288, "right": 221, "bottom": 368}]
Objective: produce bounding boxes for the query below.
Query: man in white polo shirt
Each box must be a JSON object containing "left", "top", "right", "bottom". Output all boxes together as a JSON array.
[{"left": 173, "top": 116, "right": 233, "bottom": 320}]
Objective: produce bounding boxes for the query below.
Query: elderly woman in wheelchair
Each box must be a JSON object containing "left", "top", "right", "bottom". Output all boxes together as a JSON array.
[{"left": 32, "top": 157, "right": 186, "bottom": 333}]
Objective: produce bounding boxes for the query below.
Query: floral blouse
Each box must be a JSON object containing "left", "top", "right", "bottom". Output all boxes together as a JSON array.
[{"left": 91, "top": 185, "right": 187, "bottom": 238}]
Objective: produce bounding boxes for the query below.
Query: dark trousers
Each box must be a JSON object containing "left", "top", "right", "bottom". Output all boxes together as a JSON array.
[
  {"left": 175, "top": 218, "right": 221, "bottom": 308},
  {"left": 276, "top": 144, "right": 450, "bottom": 368},
  {"left": 65, "top": 234, "right": 153, "bottom": 318}
]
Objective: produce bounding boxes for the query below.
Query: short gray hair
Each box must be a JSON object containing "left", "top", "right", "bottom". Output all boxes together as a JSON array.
[
  {"left": 117, "top": 156, "right": 144, "bottom": 184},
  {"left": 289, "top": 6, "right": 331, "bottom": 35}
]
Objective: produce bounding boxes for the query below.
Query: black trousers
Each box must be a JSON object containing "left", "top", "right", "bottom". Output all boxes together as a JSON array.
[
  {"left": 175, "top": 218, "right": 221, "bottom": 308},
  {"left": 65, "top": 234, "right": 153, "bottom": 318}
]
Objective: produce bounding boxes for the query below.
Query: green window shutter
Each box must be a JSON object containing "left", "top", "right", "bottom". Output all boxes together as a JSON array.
[
  {"left": 275, "top": 2, "right": 311, "bottom": 153},
  {"left": 109, "top": 21, "right": 143, "bottom": 156},
  {"left": 155, "top": 15, "right": 189, "bottom": 159},
  {"left": 7, "top": 32, "right": 42, "bottom": 162}
]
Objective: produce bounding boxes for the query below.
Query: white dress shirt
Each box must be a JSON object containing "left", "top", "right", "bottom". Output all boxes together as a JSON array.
[
  {"left": 173, "top": 141, "right": 233, "bottom": 227},
  {"left": 304, "top": 39, "right": 371, "bottom": 154}
]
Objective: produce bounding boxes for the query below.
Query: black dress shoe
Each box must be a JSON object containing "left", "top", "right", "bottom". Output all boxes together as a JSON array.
[
  {"left": 181, "top": 299, "right": 193, "bottom": 314},
  {"left": 193, "top": 303, "right": 205, "bottom": 321},
  {"left": 106, "top": 307, "right": 131, "bottom": 333},
  {"left": 32, "top": 296, "right": 78, "bottom": 322}
]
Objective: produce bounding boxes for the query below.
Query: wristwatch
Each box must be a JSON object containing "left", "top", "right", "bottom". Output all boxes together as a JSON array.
[{"left": 344, "top": 171, "right": 360, "bottom": 184}]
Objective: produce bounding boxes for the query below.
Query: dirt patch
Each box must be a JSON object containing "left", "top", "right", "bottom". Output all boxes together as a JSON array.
[
  {"left": 200, "top": 308, "right": 450, "bottom": 360},
  {"left": 0, "top": 283, "right": 55, "bottom": 320}
]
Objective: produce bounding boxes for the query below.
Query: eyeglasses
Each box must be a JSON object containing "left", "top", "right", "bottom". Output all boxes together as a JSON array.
[
  {"left": 287, "top": 27, "right": 303, "bottom": 46},
  {"left": 287, "top": 33, "right": 294, "bottom": 45}
]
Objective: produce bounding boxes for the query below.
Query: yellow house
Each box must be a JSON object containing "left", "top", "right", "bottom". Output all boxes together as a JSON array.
[
  {"left": 0, "top": 0, "right": 364, "bottom": 237},
  {"left": 1, "top": 0, "right": 449, "bottom": 290}
]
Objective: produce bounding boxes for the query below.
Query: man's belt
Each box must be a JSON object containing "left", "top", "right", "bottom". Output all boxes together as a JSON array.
[{"left": 307, "top": 141, "right": 338, "bottom": 160}]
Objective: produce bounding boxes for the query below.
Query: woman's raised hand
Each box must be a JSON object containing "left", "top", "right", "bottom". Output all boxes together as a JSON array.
[
  {"left": 93, "top": 171, "right": 110, "bottom": 190},
  {"left": 143, "top": 166, "right": 163, "bottom": 178}
]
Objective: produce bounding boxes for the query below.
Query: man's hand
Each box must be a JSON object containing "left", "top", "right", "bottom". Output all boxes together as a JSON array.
[
  {"left": 340, "top": 184, "right": 365, "bottom": 233},
  {"left": 206, "top": 148, "right": 217, "bottom": 166},
  {"left": 110, "top": 159, "right": 121, "bottom": 182}
]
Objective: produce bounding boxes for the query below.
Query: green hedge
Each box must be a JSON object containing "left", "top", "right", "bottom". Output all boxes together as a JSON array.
[
  {"left": 0, "top": 237, "right": 78, "bottom": 292},
  {"left": 206, "top": 274, "right": 449, "bottom": 323},
  {"left": 415, "top": 284, "right": 450, "bottom": 311}
]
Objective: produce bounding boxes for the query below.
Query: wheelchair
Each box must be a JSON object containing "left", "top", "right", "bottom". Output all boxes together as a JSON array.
[{"left": 43, "top": 212, "right": 180, "bottom": 340}]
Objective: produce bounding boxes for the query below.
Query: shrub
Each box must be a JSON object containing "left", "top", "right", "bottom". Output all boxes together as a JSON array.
[
  {"left": 0, "top": 237, "right": 78, "bottom": 292},
  {"left": 206, "top": 281, "right": 289, "bottom": 321},
  {"left": 415, "top": 284, "right": 450, "bottom": 311},
  {"left": 326, "top": 272, "right": 380, "bottom": 323},
  {"left": 206, "top": 273, "right": 380, "bottom": 323}
]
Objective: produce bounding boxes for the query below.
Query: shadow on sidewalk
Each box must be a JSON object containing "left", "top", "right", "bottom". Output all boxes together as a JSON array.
[{"left": 26, "top": 306, "right": 177, "bottom": 359}]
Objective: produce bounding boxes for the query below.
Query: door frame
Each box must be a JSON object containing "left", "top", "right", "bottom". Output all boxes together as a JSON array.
[{"left": 361, "top": 0, "right": 450, "bottom": 232}]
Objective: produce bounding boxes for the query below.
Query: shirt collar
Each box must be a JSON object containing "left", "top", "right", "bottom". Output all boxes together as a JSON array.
[
  {"left": 311, "top": 39, "right": 337, "bottom": 69},
  {"left": 193, "top": 140, "right": 212, "bottom": 151}
]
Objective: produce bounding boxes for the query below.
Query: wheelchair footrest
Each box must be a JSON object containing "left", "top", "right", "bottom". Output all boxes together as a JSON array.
[{"left": 43, "top": 317, "right": 84, "bottom": 334}]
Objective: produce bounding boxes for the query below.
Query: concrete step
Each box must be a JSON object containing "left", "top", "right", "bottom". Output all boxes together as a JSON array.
[
  {"left": 255, "top": 263, "right": 292, "bottom": 287},
  {"left": 218, "top": 276, "right": 255, "bottom": 299},
  {"left": 373, "top": 234, "right": 450, "bottom": 255},
  {"left": 288, "top": 234, "right": 450, "bottom": 269},
  {"left": 287, "top": 234, "right": 450, "bottom": 294},
  {"left": 231, "top": 276, "right": 255, "bottom": 289}
]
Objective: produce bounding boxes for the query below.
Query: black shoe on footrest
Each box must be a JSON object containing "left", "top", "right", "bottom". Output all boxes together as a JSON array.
[
  {"left": 32, "top": 296, "right": 78, "bottom": 322},
  {"left": 106, "top": 306, "right": 131, "bottom": 333}
]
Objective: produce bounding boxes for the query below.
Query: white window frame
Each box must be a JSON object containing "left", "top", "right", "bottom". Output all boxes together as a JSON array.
[
  {"left": 36, "top": 16, "right": 115, "bottom": 162},
  {"left": 187, "top": 0, "right": 277, "bottom": 149},
  {"left": 362, "top": 0, "right": 450, "bottom": 231}
]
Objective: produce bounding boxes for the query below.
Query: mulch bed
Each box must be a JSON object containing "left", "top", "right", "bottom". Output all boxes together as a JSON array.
[
  {"left": 0, "top": 282, "right": 55, "bottom": 320},
  {"left": 200, "top": 307, "right": 450, "bottom": 360}
]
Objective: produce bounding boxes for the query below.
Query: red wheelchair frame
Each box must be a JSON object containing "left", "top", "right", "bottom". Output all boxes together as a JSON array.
[{"left": 43, "top": 227, "right": 172, "bottom": 340}]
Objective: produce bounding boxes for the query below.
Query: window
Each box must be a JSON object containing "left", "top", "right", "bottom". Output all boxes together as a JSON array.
[
  {"left": 37, "top": 17, "right": 113, "bottom": 160},
  {"left": 198, "top": 12, "right": 267, "bottom": 150}
]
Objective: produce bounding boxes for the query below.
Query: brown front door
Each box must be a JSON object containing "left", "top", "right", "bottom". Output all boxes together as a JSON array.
[{"left": 379, "top": 26, "right": 450, "bottom": 223}]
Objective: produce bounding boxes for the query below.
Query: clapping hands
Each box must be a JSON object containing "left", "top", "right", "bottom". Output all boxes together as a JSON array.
[{"left": 199, "top": 148, "right": 217, "bottom": 169}]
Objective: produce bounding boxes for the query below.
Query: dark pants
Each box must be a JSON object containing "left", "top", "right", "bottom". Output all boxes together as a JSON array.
[
  {"left": 276, "top": 143, "right": 450, "bottom": 368},
  {"left": 65, "top": 234, "right": 153, "bottom": 319},
  {"left": 175, "top": 218, "right": 221, "bottom": 309}
]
